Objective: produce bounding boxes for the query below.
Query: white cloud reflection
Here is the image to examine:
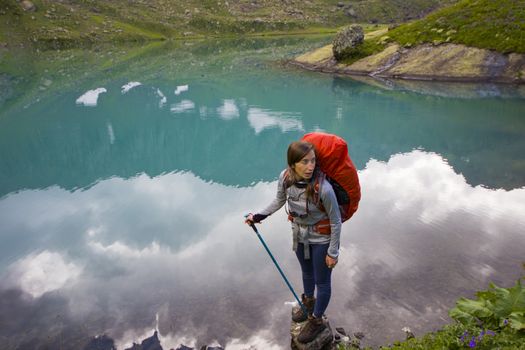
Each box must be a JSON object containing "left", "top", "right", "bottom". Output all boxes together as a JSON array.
[
  {"left": 217, "top": 99, "right": 240, "bottom": 120},
  {"left": 5, "top": 251, "right": 82, "bottom": 298},
  {"left": 157, "top": 89, "right": 167, "bottom": 108},
  {"left": 247, "top": 107, "right": 304, "bottom": 134},
  {"left": 121, "top": 82, "right": 142, "bottom": 94},
  {"left": 175, "top": 85, "right": 189, "bottom": 95},
  {"left": 171, "top": 100, "right": 195, "bottom": 114},
  {"left": 75, "top": 88, "right": 107, "bottom": 107}
]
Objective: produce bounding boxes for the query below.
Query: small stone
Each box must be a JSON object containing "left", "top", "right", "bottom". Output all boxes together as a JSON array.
[
  {"left": 353, "top": 332, "right": 365, "bottom": 340},
  {"left": 345, "top": 8, "right": 356, "bottom": 17},
  {"left": 335, "top": 327, "right": 347, "bottom": 336},
  {"left": 20, "top": 0, "right": 36, "bottom": 12}
]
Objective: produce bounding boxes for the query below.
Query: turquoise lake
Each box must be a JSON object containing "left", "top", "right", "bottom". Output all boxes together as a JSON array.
[{"left": 1, "top": 36, "right": 525, "bottom": 349}]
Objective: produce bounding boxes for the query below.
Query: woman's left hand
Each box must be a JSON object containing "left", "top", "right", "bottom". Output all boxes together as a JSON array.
[{"left": 326, "top": 255, "right": 337, "bottom": 269}]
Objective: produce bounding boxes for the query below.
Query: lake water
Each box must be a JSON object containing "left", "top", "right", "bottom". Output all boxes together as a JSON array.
[{"left": 1, "top": 37, "right": 525, "bottom": 349}]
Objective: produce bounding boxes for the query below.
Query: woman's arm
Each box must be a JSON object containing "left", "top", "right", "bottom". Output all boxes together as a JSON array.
[
  {"left": 320, "top": 179, "right": 342, "bottom": 259},
  {"left": 258, "top": 169, "right": 288, "bottom": 216}
]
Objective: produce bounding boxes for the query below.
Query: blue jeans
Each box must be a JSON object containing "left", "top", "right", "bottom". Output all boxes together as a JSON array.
[{"left": 295, "top": 243, "right": 332, "bottom": 318}]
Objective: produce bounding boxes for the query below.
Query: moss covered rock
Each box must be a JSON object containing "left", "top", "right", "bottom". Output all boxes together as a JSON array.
[{"left": 332, "top": 25, "right": 364, "bottom": 61}]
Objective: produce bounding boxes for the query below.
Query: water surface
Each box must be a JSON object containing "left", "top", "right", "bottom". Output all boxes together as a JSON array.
[{"left": 1, "top": 37, "right": 525, "bottom": 349}]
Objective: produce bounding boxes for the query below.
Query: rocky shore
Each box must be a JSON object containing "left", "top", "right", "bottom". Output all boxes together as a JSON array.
[
  {"left": 82, "top": 308, "right": 368, "bottom": 350},
  {"left": 291, "top": 42, "right": 525, "bottom": 84}
]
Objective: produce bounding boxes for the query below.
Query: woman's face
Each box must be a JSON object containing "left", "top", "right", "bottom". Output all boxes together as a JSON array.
[{"left": 293, "top": 150, "right": 316, "bottom": 180}]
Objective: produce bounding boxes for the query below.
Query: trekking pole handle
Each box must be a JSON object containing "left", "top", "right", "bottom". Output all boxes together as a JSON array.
[{"left": 244, "top": 215, "right": 308, "bottom": 315}]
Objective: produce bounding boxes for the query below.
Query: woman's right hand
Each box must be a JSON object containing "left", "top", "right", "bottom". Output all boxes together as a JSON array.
[
  {"left": 245, "top": 213, "right": 267, "bottom": 225},
  {"left": 245, "top": 213, "right": 255, "bottom": 225}
]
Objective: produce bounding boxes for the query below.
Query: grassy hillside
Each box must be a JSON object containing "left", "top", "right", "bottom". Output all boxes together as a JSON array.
[
  {"left": 386, "top": 0, "right": 525, "bottom": 53},
  {"left": 0, "top": 0, "right": 455, "bottom": 49},
  {"left": 334, "top": 0, "right": 525, "bottom": 66}
]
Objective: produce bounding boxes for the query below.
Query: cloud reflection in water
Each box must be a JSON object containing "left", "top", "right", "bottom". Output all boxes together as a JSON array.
[
  {"left": 247, "top": 107, "right": 304, "bottom": 134},
  {"left": 0, "top": 151, "right": 524, "bottom": 349}
]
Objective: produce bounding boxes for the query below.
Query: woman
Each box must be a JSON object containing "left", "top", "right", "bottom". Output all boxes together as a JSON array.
[{"left": 245, "top": 140, "right": 341, "bottom": 344}]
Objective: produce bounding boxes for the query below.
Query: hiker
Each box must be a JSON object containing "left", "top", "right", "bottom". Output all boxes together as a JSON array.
[{"left": 245, "top": 140, "right": 342, "bottom": 344}]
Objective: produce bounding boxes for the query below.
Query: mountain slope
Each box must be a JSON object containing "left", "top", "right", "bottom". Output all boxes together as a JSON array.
[{"left": 0, "top": 0, "right": 456, "bottom": 48}]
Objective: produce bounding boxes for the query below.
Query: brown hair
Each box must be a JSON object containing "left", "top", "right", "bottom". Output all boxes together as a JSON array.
[{"left": 285, "top": 141, "right": 319, "bottom": 199}]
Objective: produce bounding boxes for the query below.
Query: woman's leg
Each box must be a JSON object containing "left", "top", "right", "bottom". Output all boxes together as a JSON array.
[
  {"left": 311, "top": 243, "right": 332, "bottom": 318},
  {"left": 295, "top": 243, "right": 315, "bottom": 297}
]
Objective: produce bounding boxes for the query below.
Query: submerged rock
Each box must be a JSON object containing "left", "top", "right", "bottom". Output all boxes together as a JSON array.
[{"left": 332, "top": 25, "right": 364, "bottom": 61}]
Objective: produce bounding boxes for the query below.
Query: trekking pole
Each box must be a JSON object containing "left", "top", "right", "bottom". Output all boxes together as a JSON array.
[{"left": 245, "top": 216, "right": 308, "bottom": 315}]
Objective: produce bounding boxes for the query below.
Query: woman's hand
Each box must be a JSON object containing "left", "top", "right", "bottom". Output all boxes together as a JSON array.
[
  {"left": 245, "top": 213, "right": 255, "bottom": 225},
  {"left": 326, "top": 255, "right": 338, "bottom": 269},
  {"left": 245, "top": 213, "right": 267, "bottom": 225}
]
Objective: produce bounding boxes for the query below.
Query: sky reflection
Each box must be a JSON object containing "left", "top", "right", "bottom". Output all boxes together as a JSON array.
[{"left": 1, "top": 150, "right": 524, "bottom": 349}]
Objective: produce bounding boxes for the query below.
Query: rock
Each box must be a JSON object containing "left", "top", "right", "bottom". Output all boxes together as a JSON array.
[
  {"left": 332, "top": 25, "right": 364, "bottom": 61},
  {"left": 83, "top": 334, "right": 115, "bottom": 350},
  {"left": 20, "top": 0, "right": 36, "bottom": 12},
  {"left": 291, "top": 320, "right": 333, "bottom": 350},
  {"left": 290, "top": 306, "right": 333, "bottom": 350},
  {"left": 124, "top": 331, "right": 162, "bottom": 350},
  {"left": 335, "top": 327, "right": 347, "bottom": 336},
  {"left": 345, "top": 8, "right": 356, "bottom": 17}
]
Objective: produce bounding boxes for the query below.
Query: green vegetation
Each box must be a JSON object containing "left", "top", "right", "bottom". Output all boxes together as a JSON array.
[
  {"left": 0, "top": 0, "right": 454, "bottom": 50},
  {"left": 335, "top": 0, "right": 524, "bottom": 65},
  {"left": 338, "top": 36, "right": 387, "bottom": 65},
  {"left": 385, "top": 0, "right": 525, "bottom": 53}
]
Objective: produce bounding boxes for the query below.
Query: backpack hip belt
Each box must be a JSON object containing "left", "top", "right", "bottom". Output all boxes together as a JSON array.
[{"left": 288, "top": 215, "right": 331, "bottom": 235}]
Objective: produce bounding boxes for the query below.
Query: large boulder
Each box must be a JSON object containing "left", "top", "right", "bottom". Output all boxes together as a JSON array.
[{"left": 332, "top": 25, "right": 364, "bottom": 61}]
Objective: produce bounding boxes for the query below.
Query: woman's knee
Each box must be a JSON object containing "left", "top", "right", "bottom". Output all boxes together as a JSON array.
[{"left": 316, "top": 281, "right": 331, "bottom": 295}]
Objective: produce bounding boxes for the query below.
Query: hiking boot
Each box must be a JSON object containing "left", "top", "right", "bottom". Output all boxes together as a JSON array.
[
  {"left": 292, "top": 294, "right": 315, "bottom": 323},
  {"left": 297, "top": 315, "right": 327, "bottom": 343}
]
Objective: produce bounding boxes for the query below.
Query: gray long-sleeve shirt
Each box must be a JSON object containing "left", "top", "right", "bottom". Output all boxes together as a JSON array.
[{"left": 258, "top": 169, "right": 342, "bottom": 258}]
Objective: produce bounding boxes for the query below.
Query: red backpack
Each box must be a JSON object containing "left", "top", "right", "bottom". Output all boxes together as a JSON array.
[{"left": 302, "top": 132, "right": 361, "bottom": 222}]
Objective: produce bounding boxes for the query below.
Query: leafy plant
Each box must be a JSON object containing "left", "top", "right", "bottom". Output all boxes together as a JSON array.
[{"left": 449, "top": 280, "right": 525, "bottom": 331}]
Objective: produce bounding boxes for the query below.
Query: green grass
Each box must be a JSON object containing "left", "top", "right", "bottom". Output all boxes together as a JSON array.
[
  {"left": 386, "top": 0, "right": 525, "bottom": 53},
  {"left": 380, "top": 323, "right": 525, "bottom": 349},
  {"left": 338, "top": 39, "right": 387, "bottom": 65},
  {"left": 0, "top": 0, "right": 455, "bottom": 49}
]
